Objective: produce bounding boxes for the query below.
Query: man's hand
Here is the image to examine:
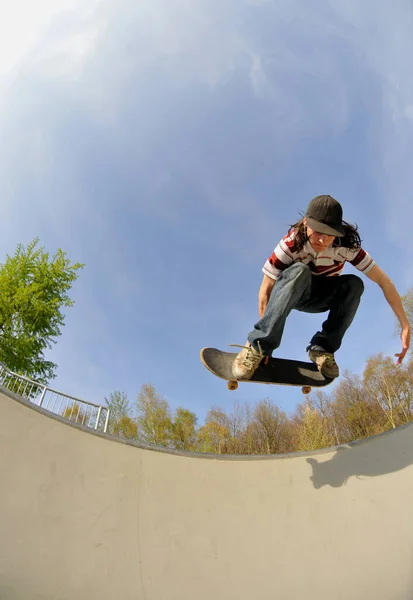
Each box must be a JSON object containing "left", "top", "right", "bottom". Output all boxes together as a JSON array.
[{"left": 395, "top": 325, "right": 411, "bottom": 364}]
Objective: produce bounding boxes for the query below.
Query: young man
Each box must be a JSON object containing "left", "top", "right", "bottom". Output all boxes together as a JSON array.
[{"left": 232, "top": 195, "right": 410, "bottom": 380}]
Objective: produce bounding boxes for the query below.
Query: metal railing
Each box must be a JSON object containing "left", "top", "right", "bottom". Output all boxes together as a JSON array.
[{"left": 0, "top": 363, "right": 110, "bottom": 432}]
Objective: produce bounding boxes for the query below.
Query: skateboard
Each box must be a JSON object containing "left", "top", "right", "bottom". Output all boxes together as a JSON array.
[{"left": 200, "top": 347, "right": 334, "bottom": 394}]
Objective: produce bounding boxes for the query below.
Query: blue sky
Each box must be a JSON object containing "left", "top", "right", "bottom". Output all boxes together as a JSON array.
[{"left": 1, "top": 0, "right": 413, "bottom": 425}]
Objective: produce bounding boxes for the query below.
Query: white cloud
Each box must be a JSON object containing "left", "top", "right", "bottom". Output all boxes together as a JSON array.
[{"left": 0, "top": 0, "right": 100, "bottom": 77}]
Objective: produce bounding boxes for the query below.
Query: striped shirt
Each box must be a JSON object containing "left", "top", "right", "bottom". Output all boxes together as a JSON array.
[{"left": 262, "top": 229, "right": 375, "bottom": 281}]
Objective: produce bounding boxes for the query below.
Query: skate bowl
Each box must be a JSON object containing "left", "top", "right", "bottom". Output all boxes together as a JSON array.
[{"left": 1, "top": 385, "right": 413, "bottom": 600}]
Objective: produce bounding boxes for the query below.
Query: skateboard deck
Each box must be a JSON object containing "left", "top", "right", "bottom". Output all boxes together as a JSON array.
[{"left": 200, "top": 347, "right": 334, "bottom": 393}]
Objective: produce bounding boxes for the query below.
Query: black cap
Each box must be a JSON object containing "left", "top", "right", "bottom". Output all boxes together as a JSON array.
[{"left": 305, "top": 195, "right": 345, "bottom": 237}]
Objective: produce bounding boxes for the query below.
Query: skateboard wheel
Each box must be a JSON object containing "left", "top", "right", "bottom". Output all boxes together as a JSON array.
[
  {"left": 302, "top": 386, "right": 311, "bottom": 395},
  {"left": 228, "top": 381, "right": 238, "bottom": 391}
]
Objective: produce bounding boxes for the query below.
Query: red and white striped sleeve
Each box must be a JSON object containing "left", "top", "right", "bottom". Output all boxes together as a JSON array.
[
  {"left": 262, "top": 231, "right": 296, "bottom": 281},
  {"left": 346, "top": 247, "right": 376, "bottom": 273}
]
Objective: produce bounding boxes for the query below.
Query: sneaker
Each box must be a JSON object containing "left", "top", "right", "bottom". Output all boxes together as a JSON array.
[
  {"left": 231, "top": 341, "right": 264, "bottom": 380},
  {"left": 309, "top": 348, "right": 339, "bottom": 379}
]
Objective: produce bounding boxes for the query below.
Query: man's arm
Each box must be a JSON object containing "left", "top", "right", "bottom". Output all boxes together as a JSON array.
[
  {"left": 258, "top": 274, "right": 276, "bottom": 318},
  {"left": 365, "top": 264, "right": 411, "bottom": 363}
]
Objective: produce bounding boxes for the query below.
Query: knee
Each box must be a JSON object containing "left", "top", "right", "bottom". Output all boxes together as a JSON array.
[
  {"left": 341, "top": 274, "right": 364, "bottom": 297},
  {"left": 287, "top": 262, "right": 312, "bottom": 282},
  {"left": 279, "top": 262, "right": 312, "bottom": 289}
]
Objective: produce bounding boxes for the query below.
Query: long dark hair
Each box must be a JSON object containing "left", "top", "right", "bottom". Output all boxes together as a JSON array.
[{"left": 289, "top": 218, "right": 362, "bottom": 252}]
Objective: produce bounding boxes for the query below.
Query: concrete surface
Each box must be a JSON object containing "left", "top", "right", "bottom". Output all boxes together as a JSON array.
[{"left": 1, "top": 386, "right": 413, "bottom": 600}]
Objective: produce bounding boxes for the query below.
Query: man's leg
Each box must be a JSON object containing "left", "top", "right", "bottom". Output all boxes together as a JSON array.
[
  {"left": 248, "top": 262, "right": 313, "bottom": 353},
  {"left": 306, "top": 274, "right": 365, "bottom": 353},
  {"left": 232, "top": 263, "right": 313, "bottom": 379},
  {"left": 296, "top": 274, "right": 365, "bottom": 377}
]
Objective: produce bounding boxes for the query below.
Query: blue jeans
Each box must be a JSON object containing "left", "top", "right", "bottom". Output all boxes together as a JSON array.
[{"left": 248, "top": 263, "right": 364, "bottom": 355}]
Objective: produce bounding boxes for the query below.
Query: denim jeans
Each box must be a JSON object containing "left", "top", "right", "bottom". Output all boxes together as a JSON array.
[{"left": 248, "top": 262, "right": 364, "bottom": 355}]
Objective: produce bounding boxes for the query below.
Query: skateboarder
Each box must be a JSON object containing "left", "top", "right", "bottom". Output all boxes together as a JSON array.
[{"left": 232, "top": 195, "right": 411, "bottom": 380}]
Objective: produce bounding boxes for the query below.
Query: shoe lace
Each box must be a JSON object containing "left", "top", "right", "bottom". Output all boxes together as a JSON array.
[
  {"left": 229, "top": 341, "right": 264, "bottom": 369},
  {"left": 323, "top": 354, "right": 337, "bottom": 367}
]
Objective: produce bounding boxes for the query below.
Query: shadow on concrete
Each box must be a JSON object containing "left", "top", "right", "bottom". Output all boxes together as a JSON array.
[
  {"left": 0, "top": 582, "right": 19, "bottom": 600},
  {"left": 307, "top": 422, "right": 413, "bottom": 488}
]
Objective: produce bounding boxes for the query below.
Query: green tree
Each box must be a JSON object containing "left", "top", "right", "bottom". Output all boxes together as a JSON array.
[
  {"left": 330, "top": 371, "right": 383, "bottom": 443},
  {"left": 196, "top": 407, "right": 231, "bottom": 453},
  {"left": 63, "top": 402, "right": 89, "bottom": 426},
  {"left": 196, "top": 421, "right": 230, "bottom": 454},
  {"left": 363, "top": 354, "right": 413, "bottom": 429},
  {"left": 0, "top": 238, "right": 84, "bottom": 383},
  {"left": 224, "top": 401, "right": 254, "bottom": 455},
  {"left": 113, "top": 415, "right": 138, "bottom": 439},
  {"left": 248, "top": 399, "right": 291, "bottom": 454},
  {"left": 136, "top": 384, "right": 172, "bottom": 447},
  {"left": 105, "top": 391, "right": 133, "bottom": 436},
  {"left": 292, "top": 399, "right": 335, "bottom": 452},
  {"left": 171, "top": 407, "right": 198, "bottom": 451}
]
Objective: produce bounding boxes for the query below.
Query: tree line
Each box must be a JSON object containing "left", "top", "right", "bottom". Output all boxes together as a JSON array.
[{"left": 103, "top": 352, "right": 413, "bottom": 454}]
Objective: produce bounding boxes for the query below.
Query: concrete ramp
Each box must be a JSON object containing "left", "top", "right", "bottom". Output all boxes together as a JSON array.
[{"left": 1, "top": 387, "right": 413, "bottom": 600}]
